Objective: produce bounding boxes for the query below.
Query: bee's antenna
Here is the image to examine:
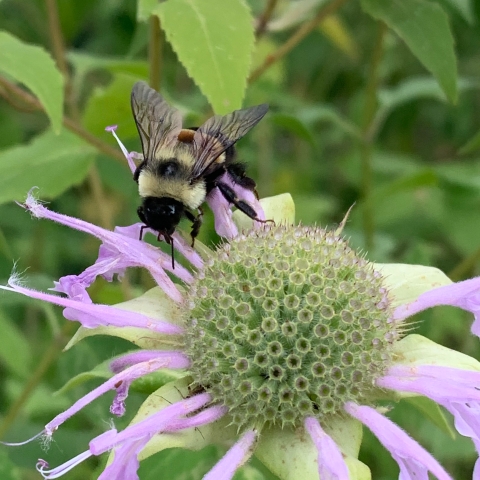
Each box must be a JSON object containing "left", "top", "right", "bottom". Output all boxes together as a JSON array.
[{"left": 171, "top": 236, "right": 175, "bottom": 270}]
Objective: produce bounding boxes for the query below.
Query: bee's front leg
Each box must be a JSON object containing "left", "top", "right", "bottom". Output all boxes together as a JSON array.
[{"left": 185, "top": 207, "right": 204, "bottom": 247}]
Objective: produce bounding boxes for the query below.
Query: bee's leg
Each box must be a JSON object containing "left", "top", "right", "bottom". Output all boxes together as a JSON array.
[
  {"left": 226, "top": 163, "right": 258, "bottom": 199},
  {"left": 185, "top": 207, "right": 204, "bottom": 247},
  {"left": 216, "top": 181, "right": 272, "bottom": 224},
  {"left": 139, "top": 225, "right": 147, "bottom": 241}
]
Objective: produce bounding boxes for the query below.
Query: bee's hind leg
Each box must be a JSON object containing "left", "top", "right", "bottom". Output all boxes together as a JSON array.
[
  {"left": 216, "top": 181, "right": 272, "bottom": 224},
  {"left": 185, "top": 207, "right": 204, "bottom": 247}
]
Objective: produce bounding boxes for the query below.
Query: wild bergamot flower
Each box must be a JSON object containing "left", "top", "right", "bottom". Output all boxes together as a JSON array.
[{"left": 4, "top": 134, "right": 480, "bottom": 479}]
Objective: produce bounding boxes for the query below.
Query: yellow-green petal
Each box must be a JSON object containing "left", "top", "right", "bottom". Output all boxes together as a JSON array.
[
  {"left": 393, "top": 334, "right": 480, "bottom": 372},
  {"left": 255, "top": 415, "right": 369, "bottom": 480},
  {"left": 374, "top": 263, "right": 451, "bottom": 308},
  {"left": 233, "top": 193, "right": 295, "bottom": 230}
]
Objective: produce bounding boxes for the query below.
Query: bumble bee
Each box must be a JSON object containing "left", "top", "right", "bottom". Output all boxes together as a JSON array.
[{"left": 131, "top": 81, "right": 269, "bottom": 266}]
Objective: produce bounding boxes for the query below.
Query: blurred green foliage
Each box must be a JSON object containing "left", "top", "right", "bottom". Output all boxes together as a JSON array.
[{"left": 0, "top": 0, "right": 480, "bottom": 478}]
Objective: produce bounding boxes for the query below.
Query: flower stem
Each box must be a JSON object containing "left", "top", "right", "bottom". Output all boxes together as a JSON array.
[
  {"left": 255, "top": 0, "right": 278, "bottom": 39},
  {"left": 248, "top": 0, "right": 349, "bottom": 84},
  {"left": 149, "top": 15, "right": 163, "bottom": 91},
  {"left": 44, "top": 0, "right": 79, "bottom": 120},
  {"left": 0, "top": 76, "right": 126, "bottom": 165},
  {"left": 44, "top": 0, "right": 116, "bottom": 232},
  {"left": 360, "top": 21, "right": 387, "bottom": 252}
]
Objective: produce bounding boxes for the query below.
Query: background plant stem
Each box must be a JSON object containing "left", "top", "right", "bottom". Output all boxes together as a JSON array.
[
  {"left": 249, "top": 0, "right": 348, "bottom": 84},
  {"left": 149, "top": 15, "right": 163, "bottom": 91},
  {"left": 360, "top": 21, "right": 387, "bottom": 253}
]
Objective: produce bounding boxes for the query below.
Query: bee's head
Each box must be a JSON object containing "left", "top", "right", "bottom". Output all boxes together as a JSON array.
[{"left": 137, "top": 197, "right": 184, "bottom": 236}]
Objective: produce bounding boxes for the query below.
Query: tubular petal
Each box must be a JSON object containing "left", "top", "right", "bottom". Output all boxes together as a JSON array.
[
  {"left": 393, "top": 276, "right": 480, "bottom": 336},
  {"left": 344, "top": 402, "right": 452, "bottom": 480},
  {"left": 45, "top": 353, "right": 190, "bottom": 435},
  {"left": 1, "top": 281, "right": 183, "bottom": 335},
  {"left": 110, "top": 350, "right": 175, "bottom": 373},
  {"left": 207, "top": 187, "right": 238, "bottom": 239},
  {"left": 21, "top": 194, "right": 184, "bottom": 302},
  {"left": 89, "top": 393, "right": 211, "bottom": 455},
  {"left": 165, "top": 406, "right": 228, "bottom": 431},
  {"left": 203, "top": 430, "right": 257, "bottom": 480},
  {"left": 36, "top": 451, "right": 92, "bottom": 479},
  {"left": 97, "top": 437, "right": 147, "bottom": 480},
  {"left": 304, "top": 417, "right": 350, "bottom": 480},
  {"left": 105, "top": 125, "right": 138, "bottom": 173},
  {"left": 378, "top": 365, "right": 480, "bottom": 454}
]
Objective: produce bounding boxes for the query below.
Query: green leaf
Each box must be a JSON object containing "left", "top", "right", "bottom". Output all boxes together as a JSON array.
[
  {"left": 83, "top": 74, "right": 139, "bottom": 138},
  {"left": 459, "top": 129, "right": 480, "bottom": 155},
  {"left": 405, "top": 396, "right": 456, "bottom": 439},
  {"left": 0, "top": 31, "right": 64, "bottom": 132},
  {"left": 443, "top": 0, "right": 475, "bottom": 24},
  {"left": 373, "top": 77, "right": 480, "bottom": 137},
  {"left": 68, "top": 52, "right": 148, "bottom": 91},
  {"left": 360, "top": 0, "right": 457, "bottom": 103},
  {"left": 298, "top": 105, "right": 363, "bottom": 140},
  {"left": 0, "top": 309, "right": 31, "bottom": 378},
  {"left": 0, "top": 129, "right": 95, "bottom": 205},
  {"left": 153, "top": 0, "right": 255, "bottom": 113},
  {"left": 270, "top": 113, "right": 316, "bottom": 146},
  {"left": 55, "top": 360, "right": 111, "bottom": 395},
  {"left": 137, "top": 0, "right": 158, "bottom": 21}
]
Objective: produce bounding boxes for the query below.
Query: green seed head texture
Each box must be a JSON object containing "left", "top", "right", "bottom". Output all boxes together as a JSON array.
[{"left": 184, "top": 224, "right": 397, "bottom": 431}]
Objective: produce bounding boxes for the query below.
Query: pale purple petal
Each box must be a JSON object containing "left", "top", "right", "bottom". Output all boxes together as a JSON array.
[
  {"left": 110, "top": 351, "right": 172, "bottom": 373},
  {"left": 45, "top": 353, "right": 190, "bottom": 435},
  {"left": 344, "top": 402, "right": 452, "bottom": 480},
  {"left": 0, "top": 281, "right": 183, "bottom": 335},
  {"left": 21, "top": 194, "right": 185, "bottom": 301},
  {"left": 394, "top": 277, "right": 480, "bottom": 336},
  {"left": 40, "top": 394, "right": 211, "bottom": 479},
  {"left": 206, "top": 187, "right": 238, "bottom": 239},
  {"left": 106, "top": 125, "right": 138, "bottom": 173},
  {"left": 89, "top": 393, "right": 211, "bottom": 455},
  {"left": 203, "top": 430, "right": 257, "bottom": 480},
  {"left": 304, "top": 417, "right": 350, "bottom": 480},
  {"left": 165, "top": 405, "right": 227, "bottom": 431},
  {"left": 109, "top": 351, "right": 175, "bottom": 416},
  {"left": 110, "top": 379, "right": 131, "bottom": 416},
  {"left": 97, "top": 437, "right": 147, "bottom": 480},
  {"left": 119, "top": 223, "right": 204, "bottom": 270},
  {"left": 206, "top": 173, "right": 266, "bottom": 239},
  {"left": 219, "top": 172, "right": 265, "bottom": 222},
  {"left": 378, "top": 365, "right": 480, "bottom": 402},
  {"left": 378, "top": 365, "right": 480, "bottom": 447}
]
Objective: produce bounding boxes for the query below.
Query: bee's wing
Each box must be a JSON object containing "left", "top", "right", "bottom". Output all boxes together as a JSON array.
[
  {"left": 131, "top": 81, "right": 182, "bottom": 160},
  {"left": 191, "top": 104, "right": 268, "bottom": 179}
]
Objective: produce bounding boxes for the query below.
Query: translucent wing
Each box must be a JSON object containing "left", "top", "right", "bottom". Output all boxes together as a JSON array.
[
  {"left": 131, "top": 81, "right": 183, "bottom": 160},
  {"left": 191, "top": 104, "right": 268, "bottom": 179}
]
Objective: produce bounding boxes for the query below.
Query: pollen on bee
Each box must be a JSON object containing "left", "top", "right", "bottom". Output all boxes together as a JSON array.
[{"left": 177, "top": 129, "right": 195, "bottom": 143}]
